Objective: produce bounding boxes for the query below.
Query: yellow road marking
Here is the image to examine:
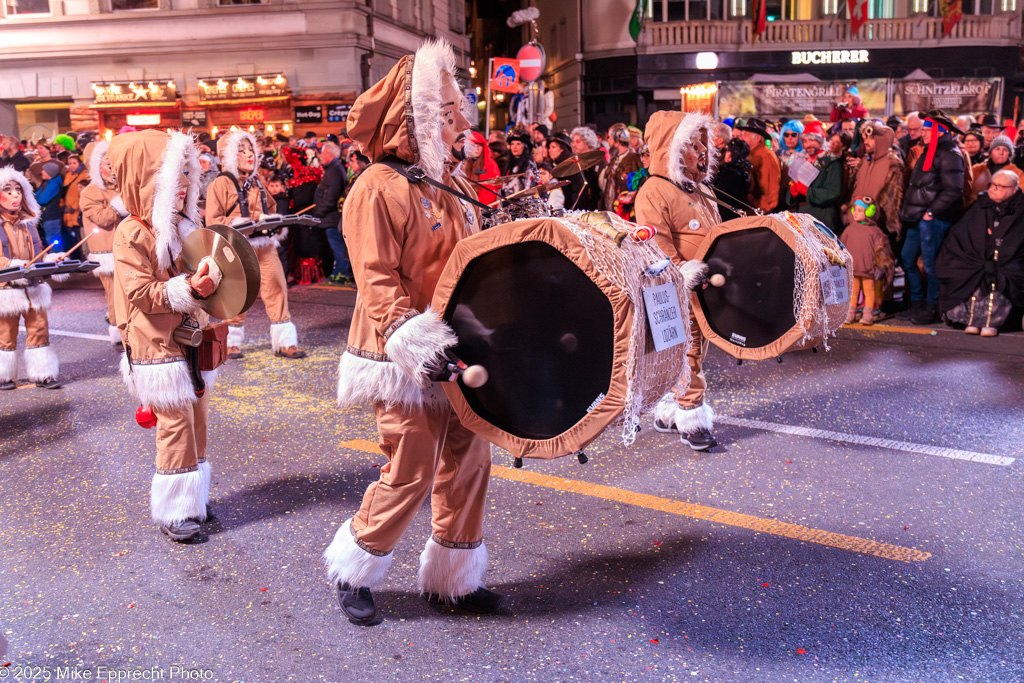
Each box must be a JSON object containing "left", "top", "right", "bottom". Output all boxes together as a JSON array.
[
  {"left": 309, "top": 284, "right": 356, "bottom": 291},
  {"left": 845, "top": 322, "right": 938, "bottom": 336},
  {"left": 338, "top": 439, "right": 930, "bottom": 563}
]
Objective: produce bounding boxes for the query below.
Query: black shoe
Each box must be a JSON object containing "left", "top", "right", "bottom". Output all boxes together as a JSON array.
[
  {"left": 0, "top": 380, "right": 14, "bottom": 390},
  {"left": 680, "top": 428, "right": 717, "bottom": 451},
  {"left": 428, "top": 587, "right": 503, "bottom": 614},
  {"left": 160, "top": 519, "right": 201, "bottom": 542},
  {"left": 190, "top": 504, "right": 216, "bottom": 524},
  {"left": 35, "top": 377, "right": 62, "bottom": 390},
  {"left": 910, "top": 304, "right": 939, "bottom": 325},
  {"left": 652, "top": 418, "right": 679, "bottom": 434},
  {"left": 895, "top": 301, "right": 919, "bottom": 320},
  {"left": 337, "top": 583, "right": 377, "bottom": 625}
]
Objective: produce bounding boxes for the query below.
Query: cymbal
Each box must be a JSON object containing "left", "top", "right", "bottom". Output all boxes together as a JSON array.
[
  {"left": 479, "top": 172, "right": 526, "bottom": 185},
  {"left": 506, "top": 179, "right": 570, "bottom": 200},
  {"left": 180, "top": 225, "right": 261, "bottom": 320},
  {"left": 551, "top": 150, "right": 605, "bottom": 178}
]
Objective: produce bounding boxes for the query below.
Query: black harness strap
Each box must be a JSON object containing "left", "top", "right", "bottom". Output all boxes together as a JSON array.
[
  {"left": 376, "top": 158, "right": 491, "bottom": 211},
  {"left": 218, "top": 172, "right": 269, "bottom": 219},
  {"left": 650, "top": 173, "right": 760, "bottom": 217}
]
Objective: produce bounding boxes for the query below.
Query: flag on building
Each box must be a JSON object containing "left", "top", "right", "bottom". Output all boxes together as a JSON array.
[
  {"left": 940, "top": 0, "right": 962, "bottom": 36},
  {"left": 750, "top": 0, "right": 767, "bottom": 44},
  {"left": 490, "top": 58, "right": 521, "bottom": 94},
  {"left": 847, "top": 0, "right": 868, "bottom": 35},
  {"left": 629, "top": 0, "right": 648, "bottom": 43}
]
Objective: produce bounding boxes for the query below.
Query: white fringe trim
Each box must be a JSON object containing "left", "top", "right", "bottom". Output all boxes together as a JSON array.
[
  {"left": 120, "top": 354, "right": 198, "bottom": 412},
  {"left": 0, "top": 348, "right": 17, "bottom": 382},
  {"left": 164, "top": 274, "right": 203, "bottom": 315},
  {"left": 269, "top": 320, "right": 298, "bottom": 352},
  {"left": 417, "top": 537, "right": 488, "bottom": 602},
  {"left": 150, "top": 468, "right": 207, "bottom": 526},
  {"left": 227, "top": 325, "right": 244, "bottom": 349},
  {"left": 109, "top": 324, "right": 122, "bottom": 345},
  {"left": 656, "top": 398, "right": 714, "bottom": 434},
  {"left": 152, "top": 130, "right": 202, "bottom": 271},
  {"left": 383, "top": 307, "right": 457, "bottom": 389},
  {"left": 23, "top": 345, "right": 58, "bottom": 382},
  {"left": 0, "top": 283, "right": 51, "bottom": 316},
  {"left": 412, "top": 39, "right": 458, "bottom": 184},
  {"left": 324, "top": 519, "right": 393, "bottom": 589},
  {"left": 91, "top": 251, "right": 115, "bottom": 277},
  {"left": 336, "top": 351, "right": 448, "bottom": 412}
]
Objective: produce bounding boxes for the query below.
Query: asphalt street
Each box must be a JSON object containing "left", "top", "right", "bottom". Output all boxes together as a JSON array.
[{"left": 1, "top": 276, "right": 1022, "bottom": 683}]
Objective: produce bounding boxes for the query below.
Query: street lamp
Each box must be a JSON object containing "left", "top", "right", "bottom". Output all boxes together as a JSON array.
[{"left": 696, "top": 52, "right": 719, "bottom": 70}]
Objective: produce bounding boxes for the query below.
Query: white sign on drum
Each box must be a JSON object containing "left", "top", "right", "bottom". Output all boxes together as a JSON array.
[{"left": 643, "top": 283, "right": 687, "bottom": 352}]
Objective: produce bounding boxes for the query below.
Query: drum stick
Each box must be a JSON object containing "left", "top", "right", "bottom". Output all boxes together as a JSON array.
[
  {"left": 26, "top": 240, "right": 59, "bottom": 266},
  {"left": 60, "top": 229, "right": 99, "bottom": 261},
  {"left": 295, "top": 204, "right": 316, "bottom": 215},
  {"left": 443, "top": 350, "right": 489, "bottom": 388}
]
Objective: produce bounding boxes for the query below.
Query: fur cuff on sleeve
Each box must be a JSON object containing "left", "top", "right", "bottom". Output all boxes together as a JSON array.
[
  {"left": 678, "top": 259, "right": 708, "bottom": 293},
  {"left": 383, "top": 307, "right": 457, "bottom": 389},
  {"left": 110, "top": 195, "right": 128, "bottom": 217},
  {"left": 164, "top": 274, "right": 203, "bottom": 315},
  {"left": 43, "top": 252, "right": 66, "bottom": 263},
  {"left": 230, "top": 216, "right": 251, "bottom": 227}
]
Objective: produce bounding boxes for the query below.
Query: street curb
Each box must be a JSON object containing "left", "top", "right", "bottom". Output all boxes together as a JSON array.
[{"left": 838, "top": 322, "right": 1024, "bottom": 358}]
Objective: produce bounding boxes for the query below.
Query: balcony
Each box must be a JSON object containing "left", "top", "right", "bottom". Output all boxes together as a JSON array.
[{"left": 644, "top": 13, "right": 1022, "bottom": 52}]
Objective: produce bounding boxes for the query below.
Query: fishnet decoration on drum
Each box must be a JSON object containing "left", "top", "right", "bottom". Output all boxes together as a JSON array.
[
  {"left": 771, "top": 211, "right": 853, "bottom": 352},
  {"left": 557, "top": 212, "right": 692, "bottom": 446}
]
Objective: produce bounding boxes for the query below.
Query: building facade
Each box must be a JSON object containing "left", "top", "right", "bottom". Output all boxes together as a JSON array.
[
  {"left": 475, "top": 0, "right": 1023, "bottom": 132},
  {"left": 0, "top": 0, "right": 469, "bottom": 140}
]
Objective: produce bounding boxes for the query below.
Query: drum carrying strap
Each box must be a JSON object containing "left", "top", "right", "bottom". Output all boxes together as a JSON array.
[
  {"left": 218, "top": 172, "right": 269, "bottom": 219},
  {"left": 376, "top": 157, "right": 491, "bottom": 211},
  {"left": 650, "top": 174, "right": 761, "bottom": 217}
]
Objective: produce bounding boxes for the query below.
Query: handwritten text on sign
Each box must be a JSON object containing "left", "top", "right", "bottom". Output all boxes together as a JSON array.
[
  {"left": 643, "top": 283, "right": 687, "bottom": 352},
  {"left": 820, "top": 265, "right": 850, "bottom": 306}
]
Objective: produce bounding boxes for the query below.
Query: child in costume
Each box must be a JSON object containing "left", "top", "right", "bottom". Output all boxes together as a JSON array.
[{"left": 844, "top": 196, "right": 895, "bottom": 326}]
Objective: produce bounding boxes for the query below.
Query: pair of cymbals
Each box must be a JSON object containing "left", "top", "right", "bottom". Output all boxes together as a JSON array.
[
  {"left": 479, "top": 172, "right": 526, "bottom": 185},
  {"left": 506, "top": 179, "right": 571, "bottom": 200},
  {"left": 551, "top": 150, "right": 605, "bottom": 178}
]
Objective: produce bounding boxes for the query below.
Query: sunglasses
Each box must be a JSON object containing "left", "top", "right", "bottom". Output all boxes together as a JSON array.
[
  {"left": 783, "top": 132, "right": 799, "bottom": 137},
  {"left": 990, "top": 182, "right": 1016, "bottom": 190}
]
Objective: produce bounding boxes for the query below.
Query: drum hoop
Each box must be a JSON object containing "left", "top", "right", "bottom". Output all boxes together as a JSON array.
[
  {"left": 433, "top": 218, "right": 633, "bottom": 460},
  {"left": 692, "top": 215, "right": 811, "bottom": 361}
]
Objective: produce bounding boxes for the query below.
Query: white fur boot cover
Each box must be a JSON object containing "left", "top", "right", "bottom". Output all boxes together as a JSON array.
[
  {"left": 269, "top": 321, "right": 298, "bottom": 352},
  {"left": 197, "top": 461, "right": 212, "bottom": 510},
  {"left": 150, "top": 469, "right": 207, "bottom": 526},
  {"left": 109, "top": 324, "right": 122, "bottom": 345},
  {"left": 24, "top": 345, "right": 59, "bottom": 382},
  {"left": 417, "top": 536, "right": 488, "bottom": 602},
  {"left": 323, "top": 519, "right": 393, "bottom": 589},
  {"left": 227, "top": 325, "right": 244, "bottom": 349},
  {"left": 671, "top": 401, "right": 714, "bottom": 435},
  {"left": 0, "top": 349, "right": 17, "bottom": 382}
]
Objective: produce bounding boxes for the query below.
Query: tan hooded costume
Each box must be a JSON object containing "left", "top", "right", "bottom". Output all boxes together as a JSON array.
[
  {"left": 80, "top": 140, "right": 130, "bottom": 344},
  {"left": 323, "top": 40, "right": 493, "bottom": 602},
  {"left": 0, "top": 167, "right": 62, "bottom": 384},
  {"left": 842, "top": 124, "right": 904, "bottom": 237},
  {"left": 109, "top": 129, "right": 217, "bottom": 529},
  {"left": 634, "top": 111, "right": 719, "bottom": 435},
  {"left": 205, "top": 131, "right": 298, "bottom": 354}
]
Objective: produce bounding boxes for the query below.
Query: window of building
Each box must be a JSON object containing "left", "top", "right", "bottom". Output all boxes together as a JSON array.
[
  {"left": 219, "top": 0, "right": 263, "bottom": 4},
  {"left": 113, "top": 0, "right": 158, "bottom": 8},
  {"left": 867, "top": 0, "right": 895, "bottom": 18},
  {"left": 822, "top": 0, "right": 840, "bottom": 14},
  {"left": 729, "top": 0, "right": 747, "bottom": 18},
  {"left": 4, "top": 0, "right": 50, "bottom": 15},
  {"left": 765, "top": 0, "right": 782, "bottom": 21}
]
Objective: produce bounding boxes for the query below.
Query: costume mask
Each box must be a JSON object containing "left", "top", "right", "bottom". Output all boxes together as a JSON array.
[
  {"left": 682, "top": 127, "right": 709, "bottom": 184},
  {"left": 100, "top": 155, "right": 116, "bottom": 186},
  {"left": 237, "top": 140, "right": 255, "bottom": 174},
  {"left": 0, "top": 181, "right": 23, "bottom": 213}
]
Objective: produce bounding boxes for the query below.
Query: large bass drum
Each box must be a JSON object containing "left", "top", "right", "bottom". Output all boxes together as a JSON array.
[
  {"left": 693, "top": 212, "right": 852, "bottom": 360},
  {"left": 432, "top": 212, "right": 695, "bottom": 460}
]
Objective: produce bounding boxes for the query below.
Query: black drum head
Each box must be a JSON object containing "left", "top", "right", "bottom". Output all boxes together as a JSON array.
[
  {"left": 696, "top": 227, "right": 796, "bottom": 350},
  {"left": 444, "top": 241, "right": 615, "bottom": 441}
]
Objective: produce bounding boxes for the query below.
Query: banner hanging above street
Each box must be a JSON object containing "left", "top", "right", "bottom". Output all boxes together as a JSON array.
[
  {"left": 718, "top": 79, "right": 887, "bottom": 118},
  {"left": 896, "top": 78, "right": 1001, "bottom": 116}
]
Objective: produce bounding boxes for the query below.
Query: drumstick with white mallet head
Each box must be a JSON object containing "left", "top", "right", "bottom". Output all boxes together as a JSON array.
[
  {"left": 709, "top": 273, "right": 726, "bottom": 287},
  {"left": 444, "top": 350, "right": 489, "bottom": 388}
]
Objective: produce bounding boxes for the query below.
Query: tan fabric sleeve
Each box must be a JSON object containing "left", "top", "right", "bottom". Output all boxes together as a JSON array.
[
  {"left": 80, "top": 186, "right": 120, "bottom": 231},
  {"left": 114, "top": 223, "right": 173, "bottom": 315},
  {"left": 636, "top": 183, "right": 683, "bottom": 265},
  {"left": 343, "top": 178, "right": 416, "bottom": 339},
  {"left": 205, "top": 176, "right": 237, "bottom": 226}
]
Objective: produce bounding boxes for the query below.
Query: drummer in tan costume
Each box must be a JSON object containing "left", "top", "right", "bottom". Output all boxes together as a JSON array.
[
  {"left": 635, "top": 111, "right": 719, "bottom": 451},
  {"left": 323, "top": 39, "right": 501, "bottom": 626},
  {"left": 80, "top": 140, "right": 129, "bottom": 346},
  {"left": 109, "top": 130, "right": 222, "bottom": 542},
  {"left": 206, "top": 131, "right": 305, "bottom": 359}
]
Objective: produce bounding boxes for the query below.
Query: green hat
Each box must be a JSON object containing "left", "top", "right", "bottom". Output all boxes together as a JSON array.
[{"left": 53, "top": 134, "right": 76, "bottom": 151}]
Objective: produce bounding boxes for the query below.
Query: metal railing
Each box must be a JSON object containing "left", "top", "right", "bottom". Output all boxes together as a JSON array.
[{"left": 646, "top": 13, "right": 1022, "bottom": 50}]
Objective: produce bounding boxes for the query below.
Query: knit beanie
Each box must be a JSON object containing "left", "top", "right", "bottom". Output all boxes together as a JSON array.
[{"left": 990, "top": 135, "right": 1013, "bottom": 154}]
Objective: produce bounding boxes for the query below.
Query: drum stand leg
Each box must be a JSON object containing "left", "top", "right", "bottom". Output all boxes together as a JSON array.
[
  {"left": 576, "top": 450, "right": 588, "bottom": 464},
  {"left": 736, "top": 359, "right": 743, "bottom": 366},
  {"left": 812, "top": 347, "right": 818, "bottom": 353},
  {"left": 513, "top": 457, "right": 524, "bottom": 469},
  {"left": 777, "top": 356, "right": 783, "bottom": 363}
]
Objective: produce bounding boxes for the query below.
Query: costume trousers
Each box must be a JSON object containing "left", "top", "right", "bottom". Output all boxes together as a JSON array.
[
  {"left": 153, "top": 390, "right": 209, "bottom": 473},
  {"left": 98, "top": 274, "right": 118, "bottom": 326},
  {"left": 0, "top": 308, "right": 49, "bottom": 350},
  {"left": 225, "top": 244, "right": 291, "bottom": 328},
  {"left": 669, "top": 304, "right": 708, "bottom": 409},
  {"left": 352, "top": 400, "right": 492, "bottom": 553}
]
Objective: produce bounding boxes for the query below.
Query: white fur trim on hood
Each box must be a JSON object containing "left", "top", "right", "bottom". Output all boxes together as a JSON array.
[
  {"left": 336, "top": 351, "right": 449, "bottom": 413},
  {"left": 383, "top": 306, "right": 458, "bottom": 389},
  {"left": 88, "top": 141, "right": 110, "bottom": 190},
  {"left": 0, "top": 167, "right": 41, "bottom": 230},
  {"left": 152, "top": 131, "right": 202, "bottom": 272},
  {"left": 23, "top": 345, "right": 59, "bottom": 382},
  {"left": 411, "top": 39, "right": 459, "bottom": 184},
  {"left": 324, "top": 519, "right": 393, "bottom": 589},
  {"left": 417, "top": 537, "right": 489, "bottom": 602},
  {"left": 667, "top": 112, "right": 720, "bottom": 187},
  {"left": 151, "top": 468, "right": 208, "bottom": 526},
  {"left": 218, "top": 131, "right": 260, "bottom": 179},
  {"left": 0, "top": 282, "right": 51, "bottom": 317}
]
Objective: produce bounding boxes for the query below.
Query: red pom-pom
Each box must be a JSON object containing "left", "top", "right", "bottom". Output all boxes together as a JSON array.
[{"left": 135, "top": 405, "right": 158, "bottom": 429}]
